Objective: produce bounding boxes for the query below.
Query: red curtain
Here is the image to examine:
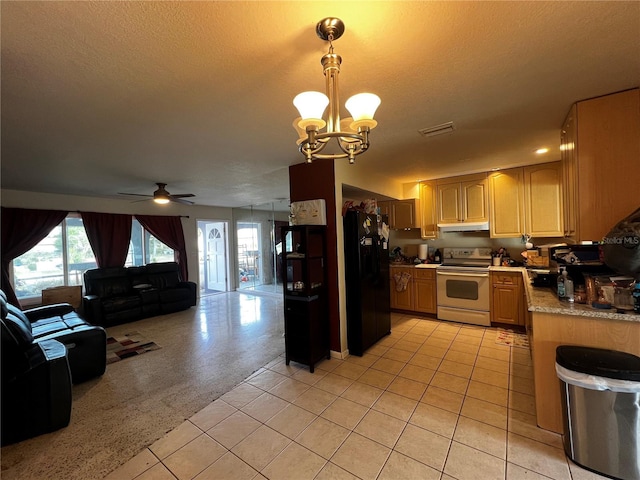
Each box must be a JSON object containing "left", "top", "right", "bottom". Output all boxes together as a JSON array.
[
  {"left": 81, "top": 212, "right": 132, "bottom": 268},
  {"left": 1, "top": 207, "right": 68, "bottom": 307},
  {"left": 135, "top": 215, "right": 189, "bottom": 280}
]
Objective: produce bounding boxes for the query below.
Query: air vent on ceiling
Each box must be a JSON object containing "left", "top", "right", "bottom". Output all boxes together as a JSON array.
[{"left": 418, "top": 121, "right": 455, "bottom": 138}]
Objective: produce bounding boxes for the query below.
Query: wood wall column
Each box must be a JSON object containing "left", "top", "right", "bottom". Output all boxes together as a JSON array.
[{"left": 289, "top": 161, "right": 341, "bottom": 352}]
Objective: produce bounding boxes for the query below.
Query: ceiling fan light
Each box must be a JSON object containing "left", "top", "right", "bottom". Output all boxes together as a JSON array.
[
  {"left": 154, "top": 196, "right": 170, "bottom": 204},
  {"left": 294, "top": 91, "right": 329, "bottom": 123},
  {"left": 345, "top": 93, "right": 380, "bottom": 127}
]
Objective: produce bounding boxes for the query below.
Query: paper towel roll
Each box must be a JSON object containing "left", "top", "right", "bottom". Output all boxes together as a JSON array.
[{"left": 418, "top": 244, "right": 429, "bottom": 260}]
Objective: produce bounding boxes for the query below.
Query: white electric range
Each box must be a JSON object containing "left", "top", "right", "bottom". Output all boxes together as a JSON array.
[{"left": 436, "top": 247, "right": 492, "bottom": 326}]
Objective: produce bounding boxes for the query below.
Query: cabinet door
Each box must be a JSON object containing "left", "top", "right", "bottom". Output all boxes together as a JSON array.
[
  {"left": 392, "top": 286, "right": 413, "bottom": 310},
  {"left": 524, "top": 162, "right": 564, "bottom": 237},
  {"left": 390, "top": 269, "right": 414, "bottom": 310},
  {"left": 492, "top": 284, "right": 521, "bottom": 325},
  {"left": 461, "top": 178, "right": 489, "bottom": 222},
  {"left": 378, "top": 201, "right": 391, "bottom": 218},
  {"left": 489, "top": 169, "right": 525, "bottom": 238},
  {"left": 575, "top": 89, "right": 640, "bottom": 242},
  {"left": 561, "top": 106, "right": 578, "bottom": 239},
  {"left": 437, "top": 183, "right": 461, "bottom": 223},
  {"left": 391, "top": 199, "right": 419, "bottom": 229},
  {"left": 414, "top": 279, "right": 436, "bottom": 314},
  {"left": 491, "top": 273, "right": 524, "bottom": 326},
  {"left": 420, "top": 181, "right": 438, "bottom": 239}
]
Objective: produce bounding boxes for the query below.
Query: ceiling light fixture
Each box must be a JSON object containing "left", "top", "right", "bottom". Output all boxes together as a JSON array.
[
  {"left": 535, "top": 147, "right": 549, "bottom": 154},
  {"left": 293, "top": 18, "right": 381, "bottom": 164},
  {"left": 153, "top": 196, "right": 170, "bottom": 205}
]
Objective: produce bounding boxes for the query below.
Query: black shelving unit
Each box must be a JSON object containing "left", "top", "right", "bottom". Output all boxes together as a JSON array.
[{"left": 281, "top": 225, "right": 329, "bottom": 373}]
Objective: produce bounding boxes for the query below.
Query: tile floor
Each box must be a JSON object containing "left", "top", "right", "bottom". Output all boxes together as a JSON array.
[{"left": 106, "top": 314, "right": 607, "bottom": 480}]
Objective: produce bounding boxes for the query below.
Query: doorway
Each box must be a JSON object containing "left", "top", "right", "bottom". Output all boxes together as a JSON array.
[{"left": 197, "top": 220, "right": 229, "bottom": 296}]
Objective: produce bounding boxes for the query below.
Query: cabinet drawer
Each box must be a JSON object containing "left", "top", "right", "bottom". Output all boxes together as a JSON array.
[
  {"left": 492, "top": 273, "right": 520, "bottom": 285},
  {"left": 414, "top": 268, "right": 436, "bottom": 280}
]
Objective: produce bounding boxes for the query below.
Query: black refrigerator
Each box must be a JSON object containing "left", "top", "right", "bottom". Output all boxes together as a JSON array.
[{"left": 343, "top": 210, "right": 391, "bottom": 356}]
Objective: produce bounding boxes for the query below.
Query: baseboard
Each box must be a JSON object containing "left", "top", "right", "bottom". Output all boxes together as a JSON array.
[{"left": 330, "top": 349, "right": 349, "bottom": 360}]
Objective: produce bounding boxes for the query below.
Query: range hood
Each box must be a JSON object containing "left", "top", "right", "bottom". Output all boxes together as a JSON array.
[{"left": 437, "top": 221, "right": 490, "bottom": 232}]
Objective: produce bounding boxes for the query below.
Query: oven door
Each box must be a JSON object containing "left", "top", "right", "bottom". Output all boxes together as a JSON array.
[{"left": 436, "top": 268, "right": 490, "bottom": 325}]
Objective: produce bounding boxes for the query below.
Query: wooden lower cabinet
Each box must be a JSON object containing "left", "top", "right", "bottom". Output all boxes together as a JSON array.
[
  {"left": 491, "top": 272, "right": 524, "bottom": 326},
  {"left": 414, "top": 269, "right": 437, "bottom": 314},
  {"left": 390, "top": 267, "right": 414, "bottom": 310},
  {"left": 390, "top": 266, "right": 436, "bottom": 314}
]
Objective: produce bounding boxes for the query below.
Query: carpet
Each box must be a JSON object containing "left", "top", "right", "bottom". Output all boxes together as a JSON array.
[
  {"left": 495, "top": 328, "right": 530, "bottom": 348},
  {"left": 106, "top": 331, "right": 161, "bottom": 364}
]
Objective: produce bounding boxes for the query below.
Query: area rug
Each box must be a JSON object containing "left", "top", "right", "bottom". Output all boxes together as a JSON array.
[
  {"left": 106, "top": 331, "right": 161, "bottom": 364},
  {"left": 495, "top": 328, "right": 530, "bottom": 348}
]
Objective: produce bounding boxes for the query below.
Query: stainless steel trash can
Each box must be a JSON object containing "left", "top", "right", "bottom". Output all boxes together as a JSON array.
[{"left": 556, "top": 346, "right": 640, "bottom": 480}]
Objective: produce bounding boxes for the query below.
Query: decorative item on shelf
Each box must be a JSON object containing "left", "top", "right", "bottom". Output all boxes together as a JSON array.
[{"left": 293, "top": 18, "right": 381, "bottom": 164}]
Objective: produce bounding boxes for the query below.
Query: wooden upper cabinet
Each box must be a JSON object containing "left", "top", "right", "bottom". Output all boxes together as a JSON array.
[
  {"left": 419, "top": 181, "right": 438, "bottom": 239},
  {"left": 437, "top": 183, "right": 462, "bottom": 223},
  {"left": 561, "top": 106, "right": 578, "bottom": 238},
  {"left": 489, "top": 163, "right": 564, "bottom": 238},
  {"left": 378, "top": 201, "right": 391, "bottom": 218},
  {"left": 437, "top": 173, "right": 488, "bottom": 224},
  {"left": 461, "top": 178, "right": 489, "bottom": 222},
  {"left": 489, "top": 168, "right": 525, "bottom": 238},
  {"left": 391, "top": 199, "right": 420, "bottom": 229},
  {"left": 564, "top": 88, "right": 640, "bottom": 242},
  {"left": 523, "top": 162, "right": 564, "bottom": 237}
]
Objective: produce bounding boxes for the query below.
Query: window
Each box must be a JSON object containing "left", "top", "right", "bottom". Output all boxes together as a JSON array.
[
  {"left": 12, "top": 216, "right": 175, "bottom": 302},
  {"left": 13, "top": 215, "right": 96, "bottom": 299},
  {"left": 126, "top": 219, "right": 175, "bottom": 266}
]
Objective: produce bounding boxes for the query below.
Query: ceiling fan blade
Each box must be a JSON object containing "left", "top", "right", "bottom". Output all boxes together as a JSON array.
[
  {"left": 118, "top": 192, "right": 153, "bottom": 198},
  {"left": 171, "top": 198, "right": 195, "bottom": 205},
  {"left": 170, "top": 193, "right": 195, "bottom": 198}
]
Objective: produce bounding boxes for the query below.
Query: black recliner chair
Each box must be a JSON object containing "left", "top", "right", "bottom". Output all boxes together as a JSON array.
[
  {"left": 1, "top": 301, "right": 72, "bottom": 445},
  {"left": 0, "top": 290, "right": 107, "bottom": 383}
]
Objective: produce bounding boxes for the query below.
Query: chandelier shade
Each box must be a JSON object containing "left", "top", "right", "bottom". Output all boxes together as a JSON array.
[
  {"left": 293, "top": 91, "right": 329, "bottom": 129},
  {"left": 345, "top": 93, "right": 381, "bottom": 129},
  {"left": 293, "top": 18, "right": 380, "bottom": 164}
]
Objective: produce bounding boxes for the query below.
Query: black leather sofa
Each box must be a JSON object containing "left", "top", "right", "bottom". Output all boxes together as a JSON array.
[
  {"left": 83, "top": 262, "right": 196, "bottom": 327},
  {"left": 1, "top": 289, "right": 106, "bottom": 444},
  {"left": 1, "top": 290, "right": 107, "bottom": 384}
]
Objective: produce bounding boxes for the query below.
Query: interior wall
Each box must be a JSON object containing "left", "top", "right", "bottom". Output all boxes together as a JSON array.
[
  {"left": 1, "top": 189, "right": 234, "bottom": 295},
  {"left": 388, "top": 228, "right": 563, "bottom": 261}
]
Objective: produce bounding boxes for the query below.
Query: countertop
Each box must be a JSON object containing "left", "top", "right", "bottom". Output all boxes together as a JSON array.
[
  {"left": 389, "top": 263, "right": 439, "bottom": 269},
  {"left": 390, "top": 263, "right": 640, "bottom": 323},
  {"left": 508, "top": 266, "right": 640, "bottom": 323}
]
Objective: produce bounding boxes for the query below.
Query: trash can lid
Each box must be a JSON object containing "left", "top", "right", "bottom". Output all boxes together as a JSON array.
[{"left": 556, "top": 346, "right": 640, "bottom": 381}]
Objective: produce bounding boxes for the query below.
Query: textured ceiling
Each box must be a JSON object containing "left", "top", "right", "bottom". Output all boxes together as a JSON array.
[{"left": 2, "top": 1, "right": 639, "bottom": 207}]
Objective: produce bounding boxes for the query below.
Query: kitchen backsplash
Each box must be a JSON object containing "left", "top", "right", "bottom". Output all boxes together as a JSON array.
[{"left": 389, "top": 229, "right": 561, "bottom": 261}]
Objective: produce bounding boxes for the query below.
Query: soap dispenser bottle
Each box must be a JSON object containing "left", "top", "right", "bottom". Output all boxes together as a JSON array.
[
  {"left": 557, "top": 267, "right": 566, "bottom": 300},
  {"left": 564, "top": 270, "right": 574, "bottom": 303}
]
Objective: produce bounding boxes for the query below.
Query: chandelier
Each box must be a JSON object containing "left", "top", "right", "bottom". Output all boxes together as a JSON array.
[{"left": 293, "top": 18, "right": 381, "bottom": 164}]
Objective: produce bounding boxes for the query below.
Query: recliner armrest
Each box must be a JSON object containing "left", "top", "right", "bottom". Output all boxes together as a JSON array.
[
  {"left": 24, "top": 303, "right": 75, "bottom": 322},
  {"left": 177, "top": 281, "right": 197, "bottom": 306},
  {"left": 82, "top": 295, "right": 103, "bottom": 325}
]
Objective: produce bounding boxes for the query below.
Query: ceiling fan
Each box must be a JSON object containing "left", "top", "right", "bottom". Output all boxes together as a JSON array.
[{"left": 118, "top": 183, "right": 195, "bottom": 205}]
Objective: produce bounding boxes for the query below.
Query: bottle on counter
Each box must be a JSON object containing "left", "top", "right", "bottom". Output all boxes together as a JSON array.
[
  {"left": 564, "top": 270, "right": 574, "bottom": 303},
  {"left": 434, "top": 249, "right": 441, "bottom": 264},
  {"left": 557, "top": 267, "right": 566, "bottom": 300},
  {"left": 574, "top": 285, "right": 587, "bottom": 304}
]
